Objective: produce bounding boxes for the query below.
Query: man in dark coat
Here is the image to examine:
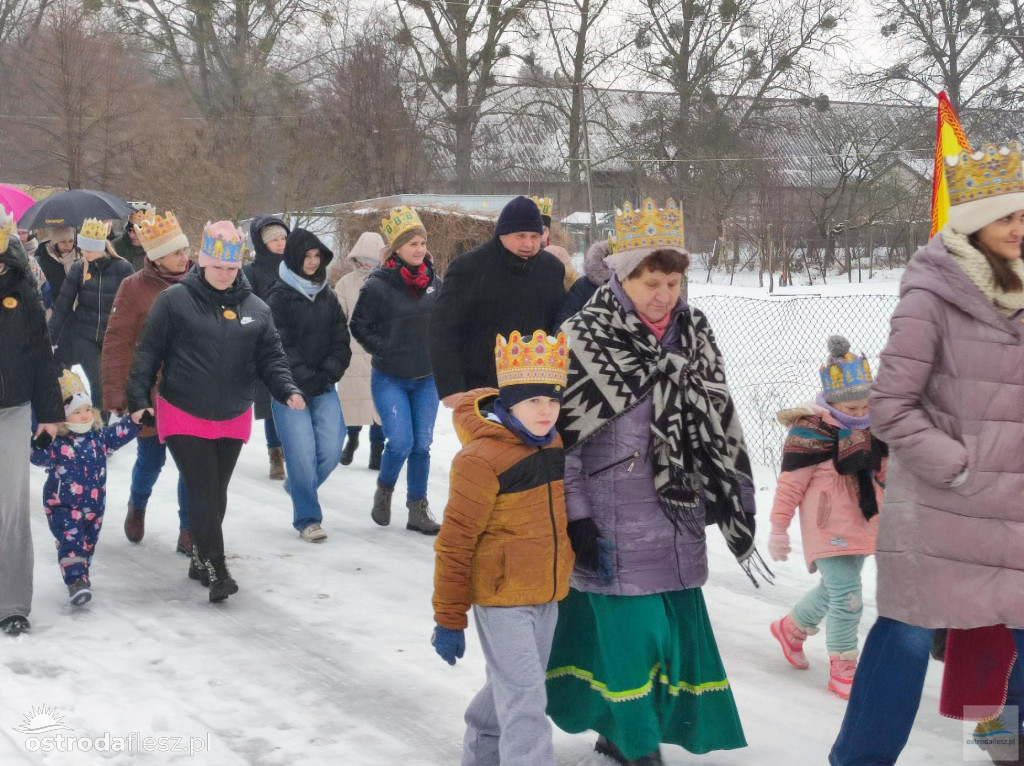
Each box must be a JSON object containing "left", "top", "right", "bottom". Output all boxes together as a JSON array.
[
  {"left": 429, "top": 196, "right": 565, "bottom": 407},
  {"left": 242, "top": 215, "right": 290, "bottom": 479}
]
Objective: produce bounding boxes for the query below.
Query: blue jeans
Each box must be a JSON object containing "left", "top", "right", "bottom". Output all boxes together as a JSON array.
[
  {"left": 130, "top": 435, "right": 189, "bottom": 530},
  {"left": 272, "top": 390, "right": 345, "bottom": 531},
  {"left": 348, "top": 424, "right": 384, "bottom": 443},
  {"left": 264, "top": 417, "right": 281, "bottom": 450},
  {"left": 370, "top": 371, "right": 438, "bottom": 502},
  {"left": 830, "top": 617, "right": 1024, "bottom": 765}
]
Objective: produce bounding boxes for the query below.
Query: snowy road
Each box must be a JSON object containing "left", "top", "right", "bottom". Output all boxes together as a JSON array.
[{"left": 2, "top": 412, "right": 964, "bottom": 765}]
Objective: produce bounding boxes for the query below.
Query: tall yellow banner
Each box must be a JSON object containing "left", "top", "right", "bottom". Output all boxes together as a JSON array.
[{"left": 930, "top": 92, "right": 972, "bottom": 237}]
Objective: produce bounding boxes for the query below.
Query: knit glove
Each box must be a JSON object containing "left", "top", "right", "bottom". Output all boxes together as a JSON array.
[
  {"left": 568, "top": 518, "right": 615, "bottom": 583},
  {"left": 768, "top": 532, "right": 791, "bottom": 562},
  {"left": 432, "top": 625, "right": 465, "bottom": 666}
]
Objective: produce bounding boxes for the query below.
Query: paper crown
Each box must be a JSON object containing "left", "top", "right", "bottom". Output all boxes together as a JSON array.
[
  {"left": 609, "top": 198, "right": 685, "bottom": 255},
  {"left": 138, "top": 212, "right": 189, "bottom": 260},
  {"left": 530, "top": 196, "right": 553, "bottom": 219},
  {"left": 944, "top": 143, "right": 1024, "bottom": 207},
  {"left": 127, "top": 201, "right": 156, "bottom": 225},
  {"left": 380, "top": 206, "right": 424, "bottom": 245},
  {"left": 820, "top": 337, "right": 873, "bottom": 402},
  {"left": 200, "top": 221, "right": 245, "bottom": 264},
  {"left": 79, "top": 218, "right": 109, "bottom": 241},
  {"left": 0, "top": 206, "right": 14, "bottom": 253},
  {"left": 58, "top": 368, "right": 92, "bottom": 416},
  {"left": 495, "top": 330, "right": 570, "bottom": 389}
]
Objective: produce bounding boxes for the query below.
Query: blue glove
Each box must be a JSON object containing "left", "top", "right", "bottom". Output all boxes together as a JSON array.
[
  {"left": 596, "top": 537, "right": 616, "bottom": 584},
  {"left": 432, "top": 625, "right": 465, "bottom": 666}
]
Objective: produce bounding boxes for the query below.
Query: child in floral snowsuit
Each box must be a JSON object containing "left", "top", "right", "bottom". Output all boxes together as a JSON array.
[{"left": 30, "top": 370, "right": 141, "bottom": 606}]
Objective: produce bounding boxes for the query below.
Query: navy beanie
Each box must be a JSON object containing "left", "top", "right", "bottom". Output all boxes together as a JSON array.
[{"left": 496, "top": 196, "right": 544, "bottom": 236}]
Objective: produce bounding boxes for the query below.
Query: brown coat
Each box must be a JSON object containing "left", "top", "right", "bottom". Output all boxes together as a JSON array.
[
  {"left": 101, "top": 260, "right": 184, "bottom": 436},
  {"left": 872, "top": 232, "right": 1024, "bottom": 630},
  {"left": 432, "top": 389, "right": 574, "bottom": 630}
]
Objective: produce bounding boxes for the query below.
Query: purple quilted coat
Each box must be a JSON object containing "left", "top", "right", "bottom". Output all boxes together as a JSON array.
[{"left": 872, "top": 234, "right": 1024, "bottom": 629}]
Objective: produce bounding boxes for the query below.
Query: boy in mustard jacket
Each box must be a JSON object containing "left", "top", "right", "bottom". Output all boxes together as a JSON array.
[{"left": 432, "top": 330, "right": 574, "bottom": 766}]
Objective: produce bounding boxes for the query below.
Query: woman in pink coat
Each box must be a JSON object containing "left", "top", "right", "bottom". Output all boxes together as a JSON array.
[
  {"left": 830, "top": 144, "right": 1024, "bottom": 764},
  {"left": 767, "top": 336, "right": 886, "bottom": 700}
]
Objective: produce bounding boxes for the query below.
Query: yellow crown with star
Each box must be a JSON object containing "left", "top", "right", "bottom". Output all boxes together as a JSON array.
[
  {"left": 944, "top": 143, "right": 1024, "bottom": 207},
  {"left": 380, "top": 206, "right": 424, "bottom": 245},
  {"left": 530, "top": 196, "right": 553, "bottom": 218},
  {"left": 0, "top": 206, "right": 14, "bottom": 253},
  {"left": 127, "top": 201, "right": 155, "bottom": 225},
  {"left": 79, "top": 218, "right": 110, "bottom": 241},
  {"left": 609, "top": 198, "right": 685, "bottom": 255},
  {"left": 495, "top": 330, "right": 570, "bottom": 389}
]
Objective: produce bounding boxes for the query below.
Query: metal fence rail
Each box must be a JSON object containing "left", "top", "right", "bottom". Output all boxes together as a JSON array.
[{"left": 689, "top": 293, "right": 899, "bottom": 470}]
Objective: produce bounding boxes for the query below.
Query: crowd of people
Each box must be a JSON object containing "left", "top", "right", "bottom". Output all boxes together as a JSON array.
[{"left": 0, "top": 154, "right": 1021, "bottom": 764}]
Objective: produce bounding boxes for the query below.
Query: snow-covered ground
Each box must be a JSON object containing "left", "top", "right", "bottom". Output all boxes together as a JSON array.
[{"left": 2, "top": 270, "right": 972, "bottom": 765}]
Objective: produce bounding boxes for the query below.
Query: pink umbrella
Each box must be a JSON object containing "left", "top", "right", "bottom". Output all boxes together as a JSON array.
[{"left": 0, "top": 184, "right": 37, "bottom": 223}]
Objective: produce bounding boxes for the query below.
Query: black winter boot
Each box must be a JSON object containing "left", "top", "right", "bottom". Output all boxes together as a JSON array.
[
  {"left": 188, "top": 546, "right": 210, "bottom": 587},
  {"left": 368, "top": 441, "right": 384, "bottom": 471},
  {"left": 340, "top": 432, "right": 359, "bottom": 465},
  {"left": 206, "top": 555, "right": 239, "bottom": 602},
  {"left": 371, "top": 483, "right": 393, "bottom": 526},
  {"left": 595, "top": 735, "right": 663, "bottom": 765}
]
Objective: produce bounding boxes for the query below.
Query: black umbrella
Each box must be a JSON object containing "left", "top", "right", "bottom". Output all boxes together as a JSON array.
[{"left": 19, "top": 189, "right": 134, "bottom": 230}]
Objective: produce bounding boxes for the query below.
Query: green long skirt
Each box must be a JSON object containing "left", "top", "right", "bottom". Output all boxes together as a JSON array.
[{"left": 545, "top": 587, "right": 747, "bottom": 759}]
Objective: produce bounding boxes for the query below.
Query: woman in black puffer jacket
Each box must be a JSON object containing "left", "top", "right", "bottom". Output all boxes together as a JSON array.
[
  {"left": 49, "top": 220, "right": 133, "bottom": 419},
  {"left": 266, "top": 228, "right": 351, "bottom": 542},
  {"left": 350, "top": 208, "right": 441, "bottom": 535},
  {"left": 126, "top": 221, "right": 303, "bottom": 602}
]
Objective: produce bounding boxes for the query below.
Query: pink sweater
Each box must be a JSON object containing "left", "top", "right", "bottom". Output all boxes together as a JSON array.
[
  {"left": 770, "top": 410, "right": 885, "bottom": 572},
  {"left": 157, "top": 396, "right": 252, "bottom": 443}
]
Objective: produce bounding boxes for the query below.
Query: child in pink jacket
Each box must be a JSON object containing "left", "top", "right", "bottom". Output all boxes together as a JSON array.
[{"left": 768, "top": 336, "right": 887, "bottom": 700}]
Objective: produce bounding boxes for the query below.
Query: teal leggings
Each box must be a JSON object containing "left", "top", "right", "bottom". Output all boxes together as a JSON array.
[{"left": 792, "top": 554, "right": 866, "bottom": 654}]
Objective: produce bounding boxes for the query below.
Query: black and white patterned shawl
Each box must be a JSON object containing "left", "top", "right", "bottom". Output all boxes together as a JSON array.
[{"left": 559, "top": 284, "right": 770, "bottom": 584}]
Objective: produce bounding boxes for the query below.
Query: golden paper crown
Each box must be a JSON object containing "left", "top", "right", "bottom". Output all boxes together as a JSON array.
[
  {"left": 530, "top": 196, "right": 553, "bottom": 218},
  {"left": 129, "top": 207, "right": 156, "bottom": 226},
  {"left": 380, "top": 206, "right": 424, "bottom": 245},
  {"left": 495, "top": 330, "right": 570, "bottom": 389},
  {"left": 79, "top": 218, "right": 109, "bottom": 241},
  {"left": 0, "top": 206, "right": 14, "bottom": 253},
  {"left": 58, "top": 368, "right": 88, "bottom": 401},
  {"left": 944, "top": 143, "right": 1024, "bottom": 207},
  {"left": 137, "top": 212, "right": 181, "bottom": 246},
  {"left": 609, "top": 198, "right": 685, "bottom": 255}
]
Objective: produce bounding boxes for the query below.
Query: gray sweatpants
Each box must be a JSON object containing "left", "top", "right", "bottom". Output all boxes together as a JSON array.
[
  {"left": 462, "top": 602, "right": 558, "bottom": 766},
  {"left": 0, "top": 404, "right": 33, "bottom": 621}
]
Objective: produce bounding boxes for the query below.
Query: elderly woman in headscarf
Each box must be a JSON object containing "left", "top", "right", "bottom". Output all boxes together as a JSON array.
[{"left": 545, "top": 199, "right": 767, "bottom": 765}]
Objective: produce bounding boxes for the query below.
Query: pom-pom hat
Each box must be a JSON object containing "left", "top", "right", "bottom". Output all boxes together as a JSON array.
[
  {"left": 495, "top": 330, "right": 570, "bottom": 408},
  {"left": 820, "top": 335, "right": 873, "bottom": 403}
]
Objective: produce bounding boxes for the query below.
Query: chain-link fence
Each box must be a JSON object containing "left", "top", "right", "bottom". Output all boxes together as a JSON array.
[{"left": 689, "top": 293, "right": 900, "bottom": 471}]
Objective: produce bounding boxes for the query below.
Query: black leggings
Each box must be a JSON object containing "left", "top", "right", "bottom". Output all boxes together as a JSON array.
[
  {"left": 165, "top": 436, "right": 243, "bottom": 559},
  {"left": 75, "top": 337, "right": 105, "bottom": 416}
]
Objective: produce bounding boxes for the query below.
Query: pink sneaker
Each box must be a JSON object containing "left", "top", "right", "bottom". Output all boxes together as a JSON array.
[
  {"left": 828, "top": 652, "right": 858, "bottom": 699},
  {"left": 771, "top": 614, "right": 811, "bottom": 670}
]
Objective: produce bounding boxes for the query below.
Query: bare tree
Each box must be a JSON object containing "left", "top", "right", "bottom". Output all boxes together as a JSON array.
[
  {"left": 394, "top": 0, "right": 537, "bottom": 190},
  {"left": 863, "top": 0, "right": 1018, "bottom": 111}
]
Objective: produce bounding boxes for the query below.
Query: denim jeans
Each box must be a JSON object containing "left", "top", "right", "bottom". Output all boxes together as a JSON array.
[
  {"left": 370, "top": 371, "right": 439, "bottom": 502},
  {"left": 272, "top": 390, "right": 345, "bottom": 531},
  {"left": 348, "top": 424, "right": 384, "bottom": 443},
  {"left": 130, "top": 435, "right": 189, "bottom": 530},
  {"left": 264, "top": 417, "right": 281, "bottom": 450},
  {"left": 792, "top": 554, "right": 865, "bottom": 654},
  {"left": 829, "top": 617, "right": 1024, "bottom": 765}
]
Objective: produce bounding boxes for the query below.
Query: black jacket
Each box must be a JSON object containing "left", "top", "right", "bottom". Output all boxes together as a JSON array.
[
  {"left": 48, "top": 255, "right": 134, "bottom": 356},
  {"left": 126, "top": 266, "right": 301, "bottom": 420},
  {"left": 350, "top": 256, "right": 439, "bottom": 379},
  {"left": 113, "top": 231, "right": 147, "bottom": 272},
  {"left": 35, "top": 241, "right": 81, "bottom": 304},
  {"left": 0, "top": 238, "right": 63, "bottom": 421},
  {"left": 554, "top": 276, "right": 599, "bottom": 329},
  {"left": 428, "top": 239, "right": 565, "bottom": 397},
  {"left": 266, "top": 229, "right": 351, "bottom": 399},
  {"left": 243, "top": 215, "right": 290, "bottom": 419}
]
